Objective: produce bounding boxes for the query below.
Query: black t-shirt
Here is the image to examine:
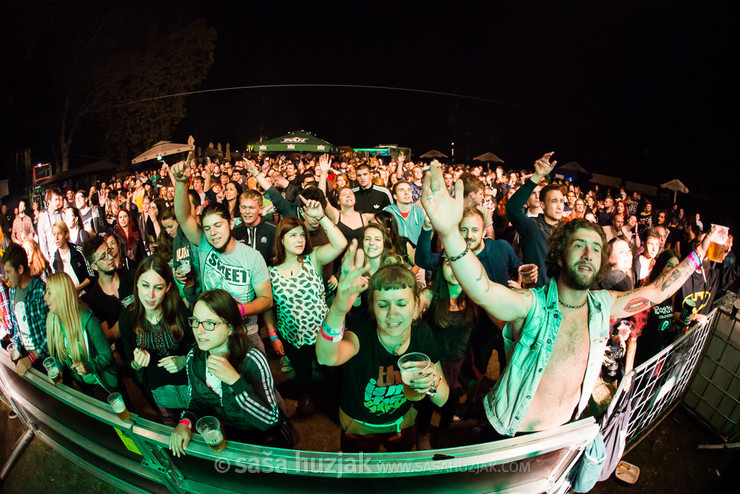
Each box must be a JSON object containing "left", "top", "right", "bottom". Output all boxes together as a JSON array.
[
  {"left": 635, "top": 299, "right": 675, "bottom": 366},
  {"left": 426, "top": 309, "right": 483, "bottom": 362},
  {"left": 82, "top": 268, "right": 134, "bottom": 329},
  {"left": 340, "top": 316, "right": 440, "bottom": 425}
]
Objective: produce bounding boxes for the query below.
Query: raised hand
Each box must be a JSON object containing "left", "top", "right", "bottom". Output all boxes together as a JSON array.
[
  {"left": 244, "top": 159, "right": 260, "bottom": 177},
  {"left": 421, "top": 160, "right": 464, "bottom": 238},
  {"left": 171, "top": 160, "right": 192, "bottom": 183},
  {"left": 334, "top": 240, "right": 370, "bottom": 314},
  {"left": 298, "top": 195, "right": 324, "bottom": 220},
  {"left": 532, "top": 152, "right": 557, "bottom": 181},
  {"left": 206, "top": 354, "right": 241, "bottom": 385},
  {"left": 318, "top": 154, "right": 332, "bottom": 174}
]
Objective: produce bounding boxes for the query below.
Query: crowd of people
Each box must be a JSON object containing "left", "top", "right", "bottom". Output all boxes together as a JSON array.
[{"left": 1, "top": 149, "right": 737, "bottom": 454}]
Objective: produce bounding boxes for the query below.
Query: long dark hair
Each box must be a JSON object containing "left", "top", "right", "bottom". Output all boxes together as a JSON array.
[
  {"left": 371, "top": 211, "right": 409, "bottom": 265},
  {"left": 646, "top": 249, "right": 680, "bottom": 285},
  {"left": 154, "top": 206, "right": 176, "bottom": 261},
  {"left": 131, "top": 256, "right": 186, "bottom": 341},
  {"left": 117, "top": 207, "right": 140, "bottom": 249},
  {"left": 431, "top": 261, "right": 479, "bottom": 329},
  {"left": 271, "top": 216, "right": 313, "bottom": 266},
  {"left": 195, "top": 289, "right": 251, "bottom": 369}
]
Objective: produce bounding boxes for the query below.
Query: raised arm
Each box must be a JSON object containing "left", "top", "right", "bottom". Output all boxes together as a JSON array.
[
  {"left": 316, "top": 241, "right": 366, "bottom": 367},
  {"left": 244, "top": 159, "right": 272, "bottom": 193},
  {"left": 301, "top": 195, "right": 347, "bottom": 269},
  {"left": 316, "top": 154, "right": 339, "bottom": 223},
  {"left": 171, "top": 156, "right": 203, "bottom": 246},
  {"left": 610, "top": 227, "right": 714, "bottom": 319},
  {"left": 508, "top": 152, "right": 557, "bottom": 230},
  {"left": 422, "top": 161, "right": 532, "bottom": 323}
]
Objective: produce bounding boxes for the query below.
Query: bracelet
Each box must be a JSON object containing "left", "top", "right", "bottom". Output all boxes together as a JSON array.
[
  {"left": 269, "top": 335, "right": 279, "bottom": 342},
  {"left": 267, "top": 329, "right": 277, "bottom": 337},
  {"left": 179, "top": 418, "right": 192, "bottom": 429},
  {"left": 239, "top": 304, "right": 248, "bottom": 318},
  {"left": 28, "top": 353, "right": 36, "bottom": 364},
  {"left": 320, "top": 320, "right": 345, "bottom": 342},
  {"left": 687, "top": 251, "right": 702, "bottom": 270},
  {"left": 426, "top": 374, "right": 443, "bottom": 397},
  {"left": 443, "top": 244, "right": 470, "bottom": 263}
]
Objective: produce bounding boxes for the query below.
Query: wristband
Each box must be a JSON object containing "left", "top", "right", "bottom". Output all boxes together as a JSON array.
[
  {"left": 269, "top": 335, "right": 279, "bottom": 342},
  {"left": 443, "top": 244, "right": 470, "bottom": 263},
  {"left": 27, "top": 353, "right": 36, "bottom": 364},
  {"left": 320, "top": 320, "right": 345, "bottom": 342},
  {"left": 239, "top": 304, "right": 248, "bottom": 318},
  {"left": 687, "top": 251, "right": 702, "bottom": 270},
  {"left": 179, "top": 418, "right": 192, "bottom": 429}
]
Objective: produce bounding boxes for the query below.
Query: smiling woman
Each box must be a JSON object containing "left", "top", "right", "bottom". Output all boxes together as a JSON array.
[
  {"left": 316, "top": 243, "right": 449, "bottom": 452},
  {"left": 117, "top": 256, "right": 192, "bottom": 426}
]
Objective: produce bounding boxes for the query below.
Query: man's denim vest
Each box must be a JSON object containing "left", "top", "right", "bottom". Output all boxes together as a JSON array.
[{"left": 484, "top": 278, "right": 612, "bottom": 436}]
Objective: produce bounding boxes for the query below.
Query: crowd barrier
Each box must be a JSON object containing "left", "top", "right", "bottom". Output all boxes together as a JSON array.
[
  {"left": 683, "top": 304, "right": 739, "bottom": 443},
  {"left": 0, "top": 309, "right": 720, "bottom": 493}
]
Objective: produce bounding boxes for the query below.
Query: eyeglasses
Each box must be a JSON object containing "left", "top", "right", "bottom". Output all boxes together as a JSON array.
[
  {"left": 188, "top": 317, "right": 228, "bottom": 332},
  {"left": 92, "top": 247, "right": 113, "bottom": 265}
]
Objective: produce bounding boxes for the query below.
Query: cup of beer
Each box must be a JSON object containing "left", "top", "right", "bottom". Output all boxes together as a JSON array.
[
  {"left": 519, "top": 264, "right": 538, "bottom": 289},
  {"left": 176, "top": 259, "right": 195, "bottom": 288},
  {"left": 706, "top": 225, "right": 729, "bottom": 263},
  {"left": 398, "top": 352, "right": 432, "bottom": 401},
  {"left": 42, "top": 357, "right": 62, "bottom": 385},
  {"left": 196, "top": 416, "right": 227, "bottom": 452},
  {"left": 7, "top": 343, "right": 20, "bottom": 361},
  {"left": 107, "top": 392, "right": 131, "bottom": 421}
]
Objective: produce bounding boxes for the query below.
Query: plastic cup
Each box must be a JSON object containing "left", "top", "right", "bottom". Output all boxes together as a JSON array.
[
  {"left": 107, "top": 392, "right": 131, "bottom": 421},
  {"left": 398, "top": 352, "right": 432, "bottom": 401},
  {"left": 196, "top": 416, "right": 227, "bottom": 452},
  {"left": 707, "top": 225, "right": 729, "bottom": 263},
  {"left": 519, "top": 264, "right": 538, "bottom": 289},
  {"left": 42, "top": 357, "right": 62, "bottom": 385},
  {"left": 7, "top": 343, "right": 20, "bottom": 361},
  {"left": 176, "top": 260, "right": 195, "bottom": 287}
]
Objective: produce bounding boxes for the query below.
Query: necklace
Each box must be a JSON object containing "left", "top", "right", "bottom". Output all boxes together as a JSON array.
[
  {"left": 558, "top": 297, "right": 587, "bottom": 310},
  {"left": 377, "top": 328, "right": 409, "bottom": 355}
]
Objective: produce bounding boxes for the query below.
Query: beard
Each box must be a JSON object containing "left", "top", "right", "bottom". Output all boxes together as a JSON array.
[
  {"left": 214, "top": 232, "right": 233, "bottom": 253},
  {"left": 563, "top": 262, "right": 598, "bottom": 290}
]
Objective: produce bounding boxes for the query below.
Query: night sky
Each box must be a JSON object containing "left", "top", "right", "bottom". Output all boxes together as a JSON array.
[{"left": 2, "top": 2, "right": 738, "bottom": 222}]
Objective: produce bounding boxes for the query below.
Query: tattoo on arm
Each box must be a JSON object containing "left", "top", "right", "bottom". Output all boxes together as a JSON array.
[
  {"left": 660, "top": 264, "right": 688, "bottom": 292},
  {"left": 623, "top": 297, "right": 651, "bottom": 313}
]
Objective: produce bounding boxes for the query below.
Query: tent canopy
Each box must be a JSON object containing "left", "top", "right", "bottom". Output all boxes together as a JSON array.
[
  {"left": 589, "top": 173, "right": 622, "bottom": 188},
  {"left": 560, "top": 161, "right": 588, "bottom": 173},
  {"left": 132, "top": 137, "right": 195, "bottom": 164},
  {"left": 625, "top": 181, "right": 658, "bottom": 197},
  {"left": 420, "top": 149, "right": 448, "bottom": 158},
  {"left": 473, "top": 152, "right": 504, "bottom": 163},
  {"left": 41, "top": 159, "right": 121, "bottom": 185},
  {"left": 255, "top": 130, "right": 335, "bottom": 153},
  {"left": 660, "top": 178, "right": 689, "bottom": 194}
]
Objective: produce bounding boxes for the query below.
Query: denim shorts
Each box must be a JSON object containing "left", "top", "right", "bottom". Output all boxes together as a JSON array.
[{"left": 151, "top": 384, "right": 190, "bottom": 409}]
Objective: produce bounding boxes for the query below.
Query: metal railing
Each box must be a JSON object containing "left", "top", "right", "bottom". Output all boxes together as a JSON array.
[
  {"left": 1, "top": 309, "right": 723, "bottom": 493},
  {"left": 683, "top": 306, "right": 740, "bottom": 442}
]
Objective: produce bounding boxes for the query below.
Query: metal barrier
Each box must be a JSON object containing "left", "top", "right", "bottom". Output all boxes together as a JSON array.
[
  {"left": 2, "top": 310, "right": 721, "bottom": 493},
  {"left": 0, "top": 350, "right": 598, "bottom": 493},
  {"left": 605, "top": 309, "right": 718, "bottom": 446},
  {"left": 683, "top": 306, "right": 740, "bottom": 442}
]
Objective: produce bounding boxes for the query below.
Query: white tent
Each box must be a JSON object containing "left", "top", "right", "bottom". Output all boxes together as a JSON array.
[{"left": 131, "top": 136, "right": 195, "bottom": 164}]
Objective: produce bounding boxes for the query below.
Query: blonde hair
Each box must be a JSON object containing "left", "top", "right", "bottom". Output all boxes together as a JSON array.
[
  {"left": 52, "top": 220, "right": 70, "bottom": 239},
  {"left": 46, "top": 272, "right": 88, "bottom": 363}
]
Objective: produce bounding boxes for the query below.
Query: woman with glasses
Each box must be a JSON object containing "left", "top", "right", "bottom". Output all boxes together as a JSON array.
[
  {"left": 169, "top": 289, "right": 292, "bottom": 457},
  {"left": 118, "top": 256, "right": 192, "bottom": 425},
  {"left": 44, "top": 272, "right": 119, "bottom": 400}
]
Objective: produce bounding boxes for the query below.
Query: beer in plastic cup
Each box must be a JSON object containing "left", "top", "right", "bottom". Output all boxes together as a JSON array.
[
  {"left": 196, "top": 416, "right": 227, "bottom": 452},
  {"left": 398, "top": 352, "right": 432, "bottom": 401},
  {"left": 519, "top": 264, "right": 538, "bottom": 289},
  {"left": 43, "top": 357, "right": 62, "bottom": 385},
  {"left": 107, "top": 392, "right": 131, "bottom": 421},
  {"left": 7, "top": 343, "right": 20, "bottom": 361},
  {"left": 176, "top": 260, "right": 195, "bottom": 288},
  {"left": 706, "top": 225, "right": 729, "bottom": 263}
]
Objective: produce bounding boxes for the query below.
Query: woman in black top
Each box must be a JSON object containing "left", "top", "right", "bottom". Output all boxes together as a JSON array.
[{"left": 119, "top": 256, "right": 192, "bottom": 425}]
